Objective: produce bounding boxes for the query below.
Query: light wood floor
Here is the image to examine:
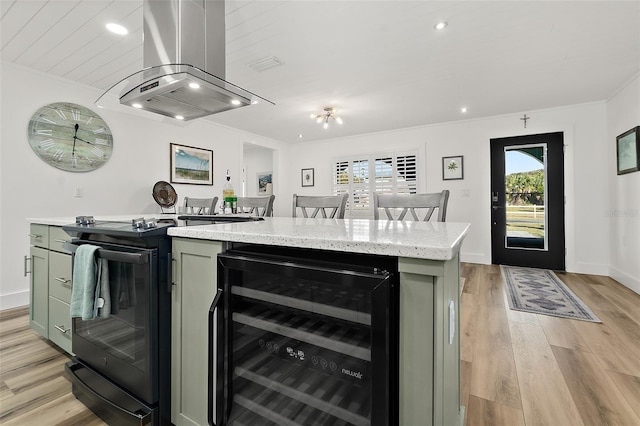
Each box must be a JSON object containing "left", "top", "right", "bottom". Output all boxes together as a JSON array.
[
  {"left": 0, "top": 306, "right": 105, "bottom": 425},
  {"left": 1, "top": 264, "right": 639, "bottom": 425},
  {"left": 461, "top": 263, "right": 640, "bottom": 426}
]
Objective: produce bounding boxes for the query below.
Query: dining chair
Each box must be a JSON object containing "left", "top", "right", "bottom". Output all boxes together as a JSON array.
[
  {"left": 373, "top": 190, "right": 450, "bottom": 221},
  {"left": 292, "top": 193, "right": 349, "bottom": 219},
  {"left": 183, "top": 196, "right": 218, "bottom": 215},
  {"left": 237, "top": 195, "right": 275, "bottom": 217}
]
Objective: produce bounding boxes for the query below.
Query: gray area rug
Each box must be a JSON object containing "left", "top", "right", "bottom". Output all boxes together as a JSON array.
[{"left": 501, "top": 265, "right": 601, "bottom": 322}]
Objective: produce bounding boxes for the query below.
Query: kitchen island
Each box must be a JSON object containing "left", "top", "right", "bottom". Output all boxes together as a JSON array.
[{"left": 168, "top": 217, "right": 469, "bottom": 426}]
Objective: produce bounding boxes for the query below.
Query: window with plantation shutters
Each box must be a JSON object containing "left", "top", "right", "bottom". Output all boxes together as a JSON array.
[{"left": 333, "top": 151, "right": 418, "bottom": 217}]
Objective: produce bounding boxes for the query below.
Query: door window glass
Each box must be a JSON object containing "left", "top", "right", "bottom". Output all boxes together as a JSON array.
[{"left": 504, "top": 144, "right": 547, "bottom": 250}]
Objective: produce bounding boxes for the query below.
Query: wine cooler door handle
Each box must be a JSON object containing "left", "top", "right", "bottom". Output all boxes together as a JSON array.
[{"left": 208, "top": 288, "right": 224, "bottom": 426}]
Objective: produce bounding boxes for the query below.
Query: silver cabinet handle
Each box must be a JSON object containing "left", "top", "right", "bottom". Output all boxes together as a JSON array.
[
  {"left": 54, "top": 277, "right": 71, "bottom": 285},
  {"left": 28, "top": 234, "right": 42, "bottom": 238},
  {"left": 54, "top": 239, "right": 68, "bottom": 243},
  {"left": 24, "top": 255, "right": 31, "bottom": 277},
  {"left": 54, "top": 324, "right": 70, "bottom": 334}
]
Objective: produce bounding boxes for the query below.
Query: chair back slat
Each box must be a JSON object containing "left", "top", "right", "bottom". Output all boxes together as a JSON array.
[
  {"left": 237, "top": 195, "right": 275, "bottom": 217},
  {"left": 292, "top": 194, "right": 349, "bottom": 219},
  {"left": 373, "top": 191, "right": 449, "bottom": 222},
  {"left": 184, "top": 197, "right": 218, "bottom": 215}
]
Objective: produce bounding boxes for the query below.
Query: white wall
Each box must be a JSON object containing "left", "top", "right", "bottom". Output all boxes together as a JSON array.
[
  {"left": 288, "top": 102, "right": 612, "bottom": 275},
  {"left": 607, "top": 75, "right": 640, "bottom": 293},
  {"left": 0, "top": 62, "right": 287, "bottom": 309}
]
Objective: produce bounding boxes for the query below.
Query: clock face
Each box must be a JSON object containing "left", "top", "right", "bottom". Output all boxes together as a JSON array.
[{"left": 27, "top": 102, "right": 113, "bottom": 172}]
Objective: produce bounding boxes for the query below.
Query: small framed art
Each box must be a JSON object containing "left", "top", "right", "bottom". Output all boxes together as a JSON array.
[
  {"left": 616, "top": 126, "right": 639, "bottom": 175},
  {"left": 442, "top": 155, "right": 464, "bottom": 180},
  {"left": 257, "top": 172, "right": 272, "bottom": 193},
  {"left": 301, "top": 168, "right": 315, "bottom": 187},
  {"left": 170, "top": 143, "right": 213, "bottom": 185}
]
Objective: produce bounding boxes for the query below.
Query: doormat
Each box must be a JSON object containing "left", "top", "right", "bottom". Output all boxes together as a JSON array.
[{"left": 500, "top": 265, "right": 601, "bottom": 322}]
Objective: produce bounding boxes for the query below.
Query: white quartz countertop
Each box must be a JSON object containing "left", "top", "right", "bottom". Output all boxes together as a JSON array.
[
  {"left": 27, "top": 215, "right": 470, "bottom": 260},
  {"left": 169, "top": 217, "right": 470, "bottom": 260}
]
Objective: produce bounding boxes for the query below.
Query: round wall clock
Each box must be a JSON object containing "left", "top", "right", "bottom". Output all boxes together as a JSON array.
[{"left": 27, "top": 102, "right": 113, "bottom": 172}]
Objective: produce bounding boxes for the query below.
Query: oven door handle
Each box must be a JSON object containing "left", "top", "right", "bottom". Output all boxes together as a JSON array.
[
  {"left": 65, "top": 242, "right": 149, "bottom": 265},
  {"left": 208, "top": 288, "right": 224, "bottom": 426}
]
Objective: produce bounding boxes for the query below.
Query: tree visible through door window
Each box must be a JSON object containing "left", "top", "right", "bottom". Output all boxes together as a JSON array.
[{"left": 333, "top": 151, "right": 418, "bottom": 217}]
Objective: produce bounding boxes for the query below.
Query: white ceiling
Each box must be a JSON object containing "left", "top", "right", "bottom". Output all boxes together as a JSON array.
[{"left": 2, "top": 1, "right": 639, "bottom": 143}]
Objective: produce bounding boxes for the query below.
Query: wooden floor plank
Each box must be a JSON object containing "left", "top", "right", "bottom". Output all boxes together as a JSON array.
[
  {"left": 607, "top": 370, "right": 640, "bottom": 420},
  {"left": 465, "top": 395, "right": 525, "bottom": 426},
  {"left": 538, "top": 315, "right": 591, "bottom": 352},
  {"left": 551, "top": 345, "right": 640, "bottom": 426},
  {"left": 460, "top": 293, "right": 477, "bottom": 362},
  {"left": 468, "top": 303, "right": 522, "bottom": 410},
  {"left": 571, "top": 316, "right": 640, "bottom": 377},
  {"left": 509, "top": 321, "right": 584, "bottom": 426},
  {"left": 2, "top": 392, "right": 106, "bottom": 426},
  {"left": 590, "top": 281, "right": 640, "bottom": 326}
]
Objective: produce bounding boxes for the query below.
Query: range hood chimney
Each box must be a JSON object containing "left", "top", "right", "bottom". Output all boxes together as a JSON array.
[{"left": 115, "top": 0, "right": 271, "bottom": 121}]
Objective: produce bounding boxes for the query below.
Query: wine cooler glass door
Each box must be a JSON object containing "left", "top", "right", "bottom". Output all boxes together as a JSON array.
[{"left": 213, "top": 251, "right": 397, "bottom": 426}]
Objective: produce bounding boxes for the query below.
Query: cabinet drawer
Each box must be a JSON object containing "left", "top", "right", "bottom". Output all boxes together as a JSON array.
[
  {"left": 49, "top": 251, "right": 72, "bottom": 303},
  {"left": 49, "top": 296, "right": 72, "bottom": 355},
  {"left": 29, "top": 224, "right": 49, "bottom": 248},
  {"left": 49, "top": 226, "right": 72, "bottom": 253}
]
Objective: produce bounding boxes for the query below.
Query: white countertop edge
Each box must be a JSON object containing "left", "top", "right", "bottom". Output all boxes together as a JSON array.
[{"left": 168, "top": 220, "right": 470, "bottom": 261}]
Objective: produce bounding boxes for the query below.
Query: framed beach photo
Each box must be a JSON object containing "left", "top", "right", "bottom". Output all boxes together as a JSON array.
[
  {"left": 301, "top": 168, "right": 314, "bottom": 187},
  {"left": 616, "top": 126, "right": 639, "bottom": 175},
  {"left": 170, "top": 143, "right": 213, "bottom": 185},
  {"left": 442, "top": 155, "right": 464, "bottom": 180}
]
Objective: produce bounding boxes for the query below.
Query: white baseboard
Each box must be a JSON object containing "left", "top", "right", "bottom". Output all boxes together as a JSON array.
[
  {"left": 609, "top": 265, "right": 640, "bottom": 295},
  {"left": 568, "top": 261, "right": 610, "bottom": 276},
  {"left": 460, "top": 252, "right": 489, "bottom": 264},
  {"left": 0, "top": 291, "right": 29, "bottom": 311}
]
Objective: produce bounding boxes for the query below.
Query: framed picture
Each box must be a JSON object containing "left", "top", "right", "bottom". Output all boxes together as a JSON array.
[
  {"left": 257, "top": 172, "right": 272, "bottom": 194},
  {"left": 616, "top": 126, "right": 639, "bottom": 175},
  {"left": 301, "top": 168, "right": 315, "bottom": 187},
  {"left": 442, "top": 155, "right": 464, "bottom": 180},
  {"left": 170, "top": 143, "right": 213, "bottom": 185}
]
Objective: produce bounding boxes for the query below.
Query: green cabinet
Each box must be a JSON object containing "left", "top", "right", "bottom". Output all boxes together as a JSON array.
[
  {"left": 171, "top": 238, "right": 223, "bottom": 426},
  {"left": 29, "top": 245, "right": 49, "bottom": 337},
  {"left": 169, "top": 237, "right": 462, "bottom": 426},
  {"left": 27, "top": 224, "right": 73, "bottom": 354}
]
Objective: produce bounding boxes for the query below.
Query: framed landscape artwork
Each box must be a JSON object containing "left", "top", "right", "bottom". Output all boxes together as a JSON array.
[
  {"left": 257, "top": 172, "right": 272, "bottom": 193},
  {"left": 170, "top": 143, "right": 213, "bottom": 185},
  {"left": 616, "top": 126, "right": 639, "bottom": 175},
  {"left": 442, "top": 156, "right": 464, "bottom": 180}
]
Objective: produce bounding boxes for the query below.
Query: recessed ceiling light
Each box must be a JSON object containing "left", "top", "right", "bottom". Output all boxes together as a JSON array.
[
  {"left": 188, "top": 82, "right": 200, "bottom": 89},
  {"left": 251, "top": 100, "right": 259, "bottom": 105},
  {"left": 231, "top": 99, "right": 241, "bottom": 106},
  {"left": 175, "top": 115, "right": 185, "bottom": 120},
  {"left": 298, "top": 134, "right": 304, "bottom": 138},
  {"left": 106, "top": 23, "right": 128, "bottom": 35},
  {"left": 460, "top": 107, "right": 468, "bottom": 113},
  {"left": 434, "top": 21, "right": 448, "bottom": 30},
  {"left": 132, "top": 103, "right": 142, "bottom": 109}
]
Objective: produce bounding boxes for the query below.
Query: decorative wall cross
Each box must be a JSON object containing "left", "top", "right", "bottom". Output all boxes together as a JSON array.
[{"left": 520, "top": 114, "right": 530, "bottom": 128}]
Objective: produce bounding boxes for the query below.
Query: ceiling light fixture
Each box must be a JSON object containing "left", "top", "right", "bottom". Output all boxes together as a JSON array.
[
  {"left": 175, "top": 115, "right": 185, "bottom": 120},
  {"left": 460, "top": 107, "right": 468, "bottom": 113},
  {"left": 434, "top": 21, "right": 448, "bottom": 30},
  {"left": 188, "top": 82, "right": 200, "bottom": 89},
  {"left": 132, "top": 103, "right": 143, "bottom": 109},
  {"left": 311, "top": 107, "right": 343, "bottom": 129},
  {"left": 106, "top": 23, "right": 128, "bottom": 35},
  {"left": 231, "top": 99, "right": 241, "bottom": 106}
]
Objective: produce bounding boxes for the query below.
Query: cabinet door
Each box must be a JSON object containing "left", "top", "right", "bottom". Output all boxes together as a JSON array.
[
  {"left": 30, "top": 246, "right": 49, "bottom": 337},
  {"left": 171, "top": 238, "right": 223, "bottom": 426},
  {"left": 49, "top": 296, "right": 72, "bottom": 354},
  {"left": 49, "top": 251, "right": 72, "bottom": 303},
  {"left": 49, "top": 226, "right": 72, "bottom": 253}
]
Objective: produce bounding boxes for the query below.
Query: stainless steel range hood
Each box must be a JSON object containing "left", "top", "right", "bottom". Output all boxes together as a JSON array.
[{"left": 111, "top": 0, "right": 271, "bottom": 121}]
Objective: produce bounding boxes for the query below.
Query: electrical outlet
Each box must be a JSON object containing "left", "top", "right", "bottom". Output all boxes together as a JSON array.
[
  {"left": 74, "top": 187, "right": 83, "bottom": 198},
  {"left": 461, "top": 189, "right": 470, "bottom": 198}
]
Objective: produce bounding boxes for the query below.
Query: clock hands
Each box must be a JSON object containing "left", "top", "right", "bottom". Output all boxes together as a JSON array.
[
  {"left": 75, "top": 136, "right": 94, "bottom": 145},
  {"left": 72, "top": 123, "right": 79, "bottom": 158}
]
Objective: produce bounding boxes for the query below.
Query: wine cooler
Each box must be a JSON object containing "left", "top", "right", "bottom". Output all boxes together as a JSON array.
[{"left": 210, "top": 244, "right": 399, "bottom": 426}]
